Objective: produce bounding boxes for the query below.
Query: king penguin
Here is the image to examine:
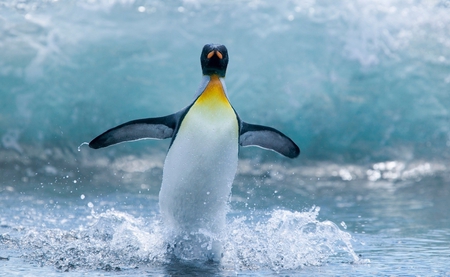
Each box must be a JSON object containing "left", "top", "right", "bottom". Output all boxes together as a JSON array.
[{"left": 89, "top": 44, "right": 300, "bottom": 260}]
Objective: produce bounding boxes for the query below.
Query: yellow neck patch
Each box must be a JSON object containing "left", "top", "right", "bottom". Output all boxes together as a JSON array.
[{"left": 194, "top": 75, "right": 232, "bottom": 110}]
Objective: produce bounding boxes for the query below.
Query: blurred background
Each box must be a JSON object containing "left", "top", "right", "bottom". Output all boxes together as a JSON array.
[{"left": 1, "top": 0, "right": 449, "bottom": 169}]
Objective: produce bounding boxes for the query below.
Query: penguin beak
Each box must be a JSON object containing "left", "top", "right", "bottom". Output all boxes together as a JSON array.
[{"left": 207, "top": 50, "right": 223, "bottom": 60}]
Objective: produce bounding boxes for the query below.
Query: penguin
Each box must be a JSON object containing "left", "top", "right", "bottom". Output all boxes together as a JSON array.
[{"left": 89, "top": 44, "right": 300, "bottom": 260}]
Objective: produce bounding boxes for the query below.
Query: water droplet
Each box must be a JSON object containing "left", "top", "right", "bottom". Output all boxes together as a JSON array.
[
  {"left": 77, "top": 142, "right": 89, "bottom": 152},
  {"left": 80, "top": 194, "right": 85, "bottom": 200}
]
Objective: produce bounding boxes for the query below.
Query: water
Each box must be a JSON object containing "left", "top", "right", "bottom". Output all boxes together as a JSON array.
[{"left": 1, "top": 0, "right": 450, "bottom": 275}]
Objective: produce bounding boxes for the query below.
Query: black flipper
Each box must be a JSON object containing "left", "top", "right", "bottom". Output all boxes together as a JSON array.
[
  {"left": 239, "top": 122, "right": 300, "bottom": 158},
  {"left": 89, "top": 114, "right": 179, "bottom": 149}
]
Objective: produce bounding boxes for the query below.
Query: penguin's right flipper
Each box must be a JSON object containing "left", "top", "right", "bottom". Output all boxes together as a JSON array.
[
  {"left": 89, "top": 114, "right": 178, "bottom": 149},
  {"left": 239, "top": 122, "right": 300, "bottom": 158}
]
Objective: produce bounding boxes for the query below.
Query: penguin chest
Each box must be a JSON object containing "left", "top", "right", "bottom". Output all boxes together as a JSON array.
[
  {"left": 159, "top": 80, "right": 239, "bottom": 232},
  {"left": 165, "top": 104, "right": 239, "bottom": 181}
]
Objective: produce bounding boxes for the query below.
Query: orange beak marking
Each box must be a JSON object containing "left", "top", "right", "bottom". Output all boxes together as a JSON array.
[{"left": 207, "top": 50, "right": 223, "bottom": 59}]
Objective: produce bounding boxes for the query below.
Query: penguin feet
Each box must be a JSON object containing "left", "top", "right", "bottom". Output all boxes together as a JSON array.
[{"left": 164, "top": 231, "right": 223, "bottom": 262}]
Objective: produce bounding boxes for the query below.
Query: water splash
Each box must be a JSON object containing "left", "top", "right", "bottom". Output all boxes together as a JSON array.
[
  {"left": 12, "top": 207, "right": 362, "bottom": 272},
  {"left": 20, "top": 210, "right": 167, "bottom": 271},
  {"left": 77, "top": 142, "right": 89, "bottom": 152},
  {"left": 222, "top": 207, "right": 362, "bottom": 271}
]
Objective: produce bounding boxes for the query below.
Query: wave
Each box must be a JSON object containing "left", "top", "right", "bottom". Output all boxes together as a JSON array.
[{"left": 1, "top": 0, "right": 449, "bottom": 162}]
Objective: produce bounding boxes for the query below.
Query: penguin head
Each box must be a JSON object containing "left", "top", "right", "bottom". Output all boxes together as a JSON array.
[{"left": 200, "top": 44, "right": 229, "bottom": 77}]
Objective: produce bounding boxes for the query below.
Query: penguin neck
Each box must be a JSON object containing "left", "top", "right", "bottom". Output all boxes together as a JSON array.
[{"left": 194, "top": 75, "right": 231, "bottom": 110}]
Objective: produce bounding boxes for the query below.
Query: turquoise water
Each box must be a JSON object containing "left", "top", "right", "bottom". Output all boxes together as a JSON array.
[
  {"left": 1, "top": 0, "right": 450, "bottom": 275},
  {"left": 1, "top": 160, "right": 449, "bottom": 275}
]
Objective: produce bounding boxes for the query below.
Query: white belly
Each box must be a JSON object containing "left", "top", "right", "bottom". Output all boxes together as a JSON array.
[{"left": 159, "top": 107, "right": 239, "bottom": 236}]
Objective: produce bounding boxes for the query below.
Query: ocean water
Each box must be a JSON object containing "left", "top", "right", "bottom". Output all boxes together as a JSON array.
[{"left": 1, "top": 0, "right": 450, "bottom": 276}]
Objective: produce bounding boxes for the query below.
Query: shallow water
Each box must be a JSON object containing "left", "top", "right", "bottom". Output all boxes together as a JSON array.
[
  {"left": 1, "top": 156, "right": 450, "bottom": 276},
  {"left": 1, "top": 0, "right": 450, "bottom": 275}
]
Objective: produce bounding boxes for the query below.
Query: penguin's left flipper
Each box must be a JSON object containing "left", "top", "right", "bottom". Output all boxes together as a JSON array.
[
  {"left": 239, "top": 122, "right": 300, "bottom": 158},
  {"left": 89, "top": 114, "right": 178, "bottom": 149}
]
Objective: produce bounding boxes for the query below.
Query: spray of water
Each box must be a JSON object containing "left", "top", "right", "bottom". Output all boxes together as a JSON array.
[{"left": 12, "top": 206, "right": 363, "bottom": 272}]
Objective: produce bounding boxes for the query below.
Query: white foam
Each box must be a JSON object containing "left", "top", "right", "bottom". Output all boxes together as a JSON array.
[{"left": 17, "top": 207, "right": 361, "bottom": 271}]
